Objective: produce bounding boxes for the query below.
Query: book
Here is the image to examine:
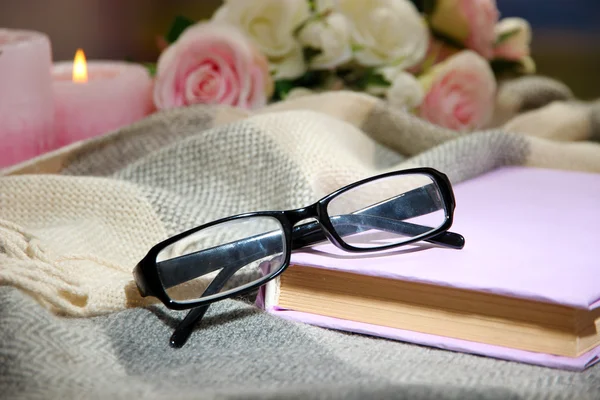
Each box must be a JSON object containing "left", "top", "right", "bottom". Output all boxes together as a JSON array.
[{"left": 258, "top": 166, "right": 600, "bottom": 371}]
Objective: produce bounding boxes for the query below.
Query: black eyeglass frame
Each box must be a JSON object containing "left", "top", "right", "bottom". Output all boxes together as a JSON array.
[{"left": 134, "top": 167, "right": 461, "bottom": 313}]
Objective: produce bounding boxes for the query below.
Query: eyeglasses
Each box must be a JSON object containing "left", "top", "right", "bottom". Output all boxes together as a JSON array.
[{"left": 133, "top": 167, "right": 465, "bottom": 348}]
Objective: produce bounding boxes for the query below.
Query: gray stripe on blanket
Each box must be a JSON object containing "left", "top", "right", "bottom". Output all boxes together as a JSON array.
[
  {"left": 2, "top": 287, "right": 599, "bottom": 400},
  {"left": 507, "top": 76, "right": 574, "bottom": 113},
  {"left": 407, "top": 130, "right": 531, "bottom": 183},
  {"left": 113, "top": 122, "right": 319, "bottom": 235},
  {"left": 62, "top": 106, "right": 217, "bottom": 177},
  {"left": 361, "top": 103, "right": 530, "bottom": 183},
  {"left": 360, "top": 102, "right": 461, "bottom": 156}
]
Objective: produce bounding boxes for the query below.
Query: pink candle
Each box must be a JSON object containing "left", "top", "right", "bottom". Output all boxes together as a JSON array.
[
  {"left": 52, "top": 51, "right": 154, "bottom": 148},
  {"left": 0, "top": 29, "right": 55, "bottom": 169}
]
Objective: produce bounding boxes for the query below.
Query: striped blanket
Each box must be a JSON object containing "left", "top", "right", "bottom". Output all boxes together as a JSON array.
[{"left": 1, "top": 75, "right": 599, "bottom": 399}]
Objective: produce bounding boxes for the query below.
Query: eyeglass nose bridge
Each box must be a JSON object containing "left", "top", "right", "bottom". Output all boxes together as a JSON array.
[
  {"left": 284, "top": 202, "right": 345, "bottom": 252},
  {"left": 285, "top": 202, "right": 322, "bottom": 225},
  {"left": 284, "top": 203, "right": 319, "bottom": 223}
]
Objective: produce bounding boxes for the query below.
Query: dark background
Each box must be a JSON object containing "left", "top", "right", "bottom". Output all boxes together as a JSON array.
[{"left": 1, "top": 0, "right": 599, "bottom": 99}]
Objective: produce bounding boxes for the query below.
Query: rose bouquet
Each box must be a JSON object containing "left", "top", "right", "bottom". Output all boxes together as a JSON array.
[{"left": 148, "top": 0, "right": 534, "bottom": 132}]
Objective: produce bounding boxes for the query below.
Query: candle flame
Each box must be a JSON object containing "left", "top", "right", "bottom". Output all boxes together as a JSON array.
[{"left": 72, "top": 48, "right": 88, "bottom": 83}]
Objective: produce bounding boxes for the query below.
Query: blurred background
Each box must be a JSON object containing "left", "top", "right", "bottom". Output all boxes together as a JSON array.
[{"left": 1, "top": 0, "right": 599, "bottom": 99}]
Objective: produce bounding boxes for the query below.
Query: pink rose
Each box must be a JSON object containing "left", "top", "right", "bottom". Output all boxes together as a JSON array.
[
  {"left": 153, "top": 22, "right": 273, "bottom": 110},
  {"left": 493, "top": 18, "right": 532, "bottom": 61},
  {"left": 418, "top": 50, "right": 497, "bottom": 132},
  {"left": 429, "top": 0, "right": 499, "bottom": 59},
  {"left": 462, "top": 0, "right": 499, "bottom": 59}
]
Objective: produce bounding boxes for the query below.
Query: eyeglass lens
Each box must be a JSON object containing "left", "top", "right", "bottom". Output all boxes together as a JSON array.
[
  {"left": 326, "top": 173, "right": 447, "bottom": 249},
  {"left": 155, "top": 215, "right": 286, "bottom": 303}
]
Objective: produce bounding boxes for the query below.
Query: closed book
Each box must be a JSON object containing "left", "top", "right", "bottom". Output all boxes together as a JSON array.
[{"left": 258, "top": 166, "right": 600, "bottom": 371}]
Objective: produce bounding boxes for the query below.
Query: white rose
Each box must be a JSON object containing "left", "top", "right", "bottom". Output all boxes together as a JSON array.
[
  {"left": 335, "top": 0, "right": 429, "bottom": 68},
  {"left": 298, "top": 13, "right": 352, "bottom": 69},
  {"left": 212, "top": 0, "right": 310, "bottom": 79},
  {"left": 386, "top": 71, "right": 424, "bottom": 110},
  {"left": 268, "top": 46, "right": 306, "bottom": 80},
  {"left": 365, "top": 65, "right": 424, "bottom": 109},
  {"left": 377, "top": 65, "right": 407, "bottom": 84}
]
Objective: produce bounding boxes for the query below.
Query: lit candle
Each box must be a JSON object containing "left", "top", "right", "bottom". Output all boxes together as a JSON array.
[
  {"left": 52, "top": 49, "right": 154, "bottom": 148},
  {"left": 0, "top": 29, "right": 55, "bottom": 169}
]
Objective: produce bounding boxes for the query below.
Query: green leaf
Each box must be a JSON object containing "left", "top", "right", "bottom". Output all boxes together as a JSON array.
[
  {"left": 164, "top": 15, "right": 195, "bottom": 44},
  {"left": 351, "top": 43, "right": 365, "bottom": 53},
  {"left": 144, "top": 62, "right": 157, "bottom": 77},
  {"left": 271, "top": 70, "right": 329, "bottom": 101},
  {"left": 350, "top": 69, "right": 391, "bottom": 91},
  {"left": 495, "top": 27, "right": 521, "bottom": 45},
  {"left": 367, "top": 72, "right": 389, "bottom": 87},
  {"left": 273, "top": 79, "right": 296, "bottom": 101}
]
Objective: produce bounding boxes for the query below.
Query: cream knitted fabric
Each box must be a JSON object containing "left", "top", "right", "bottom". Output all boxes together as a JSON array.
[{"left": 0, "top": 175, "right": 166, "bottom": 315}]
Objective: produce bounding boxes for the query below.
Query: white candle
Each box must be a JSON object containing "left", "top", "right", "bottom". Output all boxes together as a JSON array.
[
  {"left": 0, "top": 29, "right": 55, "bottom": 169},
  {"left": 52, "top": 50, "right": 154, "bottom": 148}
]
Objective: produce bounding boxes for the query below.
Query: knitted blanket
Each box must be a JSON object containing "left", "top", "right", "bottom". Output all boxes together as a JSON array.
[{"left": 1, "top": 76, "right": 600, "bottom": 399}]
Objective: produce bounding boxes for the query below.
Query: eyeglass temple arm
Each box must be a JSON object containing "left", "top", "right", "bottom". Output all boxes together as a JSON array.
[
  {"left": 169, "top": 263, "right": 239, "bottom": 348},
  {"left": 290, "top": 216, "right": 464, "bottom": 250}
]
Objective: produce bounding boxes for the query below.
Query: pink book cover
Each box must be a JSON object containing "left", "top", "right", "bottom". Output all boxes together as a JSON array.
[{"left": 257, "top": 166, "right": 600, "bottom": 371}]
